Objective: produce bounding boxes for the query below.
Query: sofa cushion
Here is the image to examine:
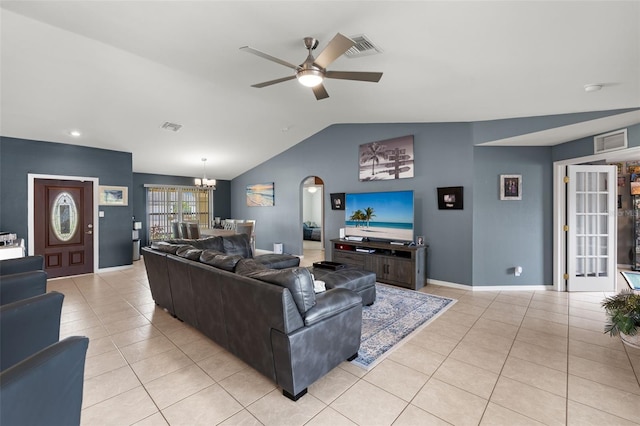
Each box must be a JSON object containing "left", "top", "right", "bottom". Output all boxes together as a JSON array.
[
  {"left": 168, "top": 237, "right": 224, "bottom": 251},
  {"left": 246, "top": 267, "right": 316, "bottom": 314},
  {"left": 175, "top": 246, "right": 204, "bottom": 260},
  {"left": 200, "top": 253, "right": 243, "bottom": 272},
  {"left": 234, "top": 258, "right": 268, "bottom": 276},
  {"left": 254, "top": 253, "right": 300, "bottom": 269},
  {"left": 222, "top": 234, "right": 252, "bottom": 258},
  {"left": 199, "top": 249, "right": 225, "bottom": 264},
  {"left": 153, "top": 242, "right": 190, "bottom": 254}
]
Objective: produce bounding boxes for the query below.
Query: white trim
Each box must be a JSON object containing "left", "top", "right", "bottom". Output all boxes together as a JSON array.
[
  {"left": 28, "top": 173, "right": 100, "bottom": 274},
  {"left": 428, "top": 278, "right": 553, "bottom": 292},
  {"left": 427, "top": 278, "right": 471, "bottom": 290}
]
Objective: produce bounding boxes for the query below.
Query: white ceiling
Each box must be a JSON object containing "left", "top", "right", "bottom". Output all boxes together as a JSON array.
[{"left": 1, "top": 1, "right": 639, "bottom": 179}]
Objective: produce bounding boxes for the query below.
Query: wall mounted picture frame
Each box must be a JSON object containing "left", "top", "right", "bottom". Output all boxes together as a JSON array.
[
  {"left": 437, "top": 186, "right": 463, "bottom": 210},
  {"left": 359, "top": 135, "right": 414, "bottom": 181},
  {"left": 416, "top": 235, "right": 425, "bottom": 246},
  {"left": 330, "top": 193, "right": 345, "bottom": 210},
  {"left": 246, "top": 182, "right": 274, "bottom": 206},
  {"left": 500, "top": 174, "right": 522, "bottom": 200},
  {"left": 99, "top": 185, "right": 128, "bottom": 206}
]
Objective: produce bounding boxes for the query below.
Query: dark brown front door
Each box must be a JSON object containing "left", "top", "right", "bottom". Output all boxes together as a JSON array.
[{"left": 34, "top": 179, "right": 94, "bottom": 278}]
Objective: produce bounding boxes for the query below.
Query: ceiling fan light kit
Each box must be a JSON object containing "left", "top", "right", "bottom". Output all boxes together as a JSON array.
[{"left": 241, "top": 33, "right": 383, "bottom": 100}]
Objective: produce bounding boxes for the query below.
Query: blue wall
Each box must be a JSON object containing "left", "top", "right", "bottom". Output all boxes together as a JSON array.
[
  {"left": 0, "top": 137, "right": 133, "bottom": 268},
  {"left": 552, "top": 123, "right": 640, "bottom": 162}
]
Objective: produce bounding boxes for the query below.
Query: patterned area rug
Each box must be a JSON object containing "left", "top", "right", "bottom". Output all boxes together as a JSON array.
[
  {"left": 352, "top": 284, "right": 456, "bottom": 369},
  {"left": 621, "top": 271, "right": 640, "bottom": 290}
]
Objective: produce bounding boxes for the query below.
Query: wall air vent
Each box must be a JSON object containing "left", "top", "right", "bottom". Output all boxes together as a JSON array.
[
  {"left": 594, "top": 128, "right": 627, "bottom": 154},
  {"left": 161, "top": 122, "right": 183, "bottom": 132},
  {"left": 344, "top": 34, "right": 383, "bottom": 58}
]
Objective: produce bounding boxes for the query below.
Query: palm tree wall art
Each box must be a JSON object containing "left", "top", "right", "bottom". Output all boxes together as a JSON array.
[{"left": 358, "top": 135, "right": 414, "bottom": 181}]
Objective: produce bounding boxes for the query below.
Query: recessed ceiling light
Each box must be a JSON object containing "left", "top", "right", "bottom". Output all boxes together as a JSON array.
[
  {"left": 584, "top": 84, "right": 603, "bottom": 92},
  {"left": 69, "top": 130, "right": 81, "bottom": 137}
]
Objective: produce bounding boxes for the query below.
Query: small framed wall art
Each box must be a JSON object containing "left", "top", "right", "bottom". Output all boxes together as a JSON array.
[
  {"left": 500, "top": 174, "right": 522, "bottom": 200},
  {"left": 330, "top": 193, "right": 345, "bottom": 210},
  {"left": 437, "top": 186, "right": 463, "bottom": 210},
  {"left": 99, "top": 185, "right": 128, "bottom": 206}
]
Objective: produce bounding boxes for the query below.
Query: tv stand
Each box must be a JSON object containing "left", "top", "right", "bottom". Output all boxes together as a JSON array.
[{"left": 331, "top": 239, "right": 427, "bottom": 290}]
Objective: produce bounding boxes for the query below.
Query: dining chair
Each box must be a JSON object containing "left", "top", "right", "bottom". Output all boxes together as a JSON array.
[
  {"left": 188, "top": 223, "right": 200, "bottom": 239},
  {"left": 179, "top": 223, "right": 189, "bottom": 239},
  {"left": 236, "top": 222, "right": 255, "bottom": 253}
]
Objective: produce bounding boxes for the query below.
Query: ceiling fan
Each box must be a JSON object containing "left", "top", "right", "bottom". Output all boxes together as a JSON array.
[{"left": 240, "top": 33, "right": 383, "bottom": 100}]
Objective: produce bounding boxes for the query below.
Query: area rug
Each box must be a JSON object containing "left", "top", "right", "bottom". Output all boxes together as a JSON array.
[
  {"left": 351, "top": 284, "right": 456, "bottom": 369},
  {"left": 620, "top": 271, "right": 640, "bottom": 290}
]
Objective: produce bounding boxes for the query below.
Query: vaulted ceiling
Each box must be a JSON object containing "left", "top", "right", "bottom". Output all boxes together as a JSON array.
[{"left": 1, "top": 1, "right": 639, "bottom": 179}]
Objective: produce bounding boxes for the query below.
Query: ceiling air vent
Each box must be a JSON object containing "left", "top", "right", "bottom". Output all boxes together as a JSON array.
[
  {"left": 344, "top": 34, "right": 383, "bottom": 58},
  {"left": 594, "top": 128, "right": 627, "bottom": 154},
  {"left": 161, "top": 122, "right": 183, "bottom": 132}
]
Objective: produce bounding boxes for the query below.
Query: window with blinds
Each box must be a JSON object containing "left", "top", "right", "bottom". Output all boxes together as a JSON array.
[{"left": 145, "top": 186, "right": 213, "bottom": 241}]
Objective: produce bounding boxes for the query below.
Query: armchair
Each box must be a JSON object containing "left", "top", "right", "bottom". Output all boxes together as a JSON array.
[
  {"left": 0, "top": 255, "right": 44, "bottom": 276},
  {"left": 0, "top": 270, "right": 48, "bottom": 306}
]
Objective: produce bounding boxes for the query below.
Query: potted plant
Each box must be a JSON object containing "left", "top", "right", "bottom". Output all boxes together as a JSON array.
[{"left": 602, "top": 289, "right": 640, "bottom": 349}]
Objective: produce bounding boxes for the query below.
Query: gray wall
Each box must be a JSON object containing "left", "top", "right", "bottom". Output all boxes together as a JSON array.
[
  {"left": 0, "top": 137, "right": 133, "bottom": 268},
  {"left": 472, "top": 146, "right": 553, "bottom": 286},
  {"left": 231, "top": 123, "right": 476, "bottom": 286},
  {"left": 132, "top": 173, "right": 231, "bottom": 247}
]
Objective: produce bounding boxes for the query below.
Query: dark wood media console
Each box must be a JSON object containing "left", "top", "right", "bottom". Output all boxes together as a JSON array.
[{"left": 330, "top": 239, "right": 427, "bottom": 290}]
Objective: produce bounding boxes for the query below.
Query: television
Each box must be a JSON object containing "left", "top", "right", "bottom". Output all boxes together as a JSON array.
[{"left": 344, "top": 190, "right": 414, "bottom": 242}]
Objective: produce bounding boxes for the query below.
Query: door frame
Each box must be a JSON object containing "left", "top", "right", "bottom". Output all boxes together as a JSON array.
[
  {"left": 553, "top": 146, "right": 640, "bottom": 291},
  {"left": 28, "top": 174, "right": 100, "bottom": 274}
]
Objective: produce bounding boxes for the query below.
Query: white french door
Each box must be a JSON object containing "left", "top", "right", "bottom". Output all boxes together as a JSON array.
[{"left": 567, "top": 165, "right": 617, "bottom": 292}]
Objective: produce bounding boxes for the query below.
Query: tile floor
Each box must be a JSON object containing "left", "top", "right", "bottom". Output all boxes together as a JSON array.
[{"left": 48, "top": 255, "right": 640, "bottom": 426}]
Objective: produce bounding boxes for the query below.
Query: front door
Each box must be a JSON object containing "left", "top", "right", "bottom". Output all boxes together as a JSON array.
[
  {"left": 34, "top": 179, "right": 94, "bottom": 278},
  {"left": 566, "top": 165, "right": 617, "bottom": 292}
]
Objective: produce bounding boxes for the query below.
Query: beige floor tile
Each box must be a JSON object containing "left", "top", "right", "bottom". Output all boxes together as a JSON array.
[
  {"left": 308, "top": 365, "right": 359, "bottom": 404},
  {"left": 516, "top": 327, "right": 568, "bottom": 352},
  {"left": 388, "top": 342, "right": 446, "bottom": 376},
  {"left": 144, "top": 364, "right": 214, "bottom": 409},
  {"left": 162, "top": 383, "right": 243, "bottom": 425},
  {"left": 426, "top": 320, "right": 471, "bottom": 340},
  {"left": 331, "top": 380, "right": 407, "bottom": 426},
  {"left": 520, "top": 316, "right": 569, "bottom": 338},
  {"left": 163, "top": 324, "right": 206, "bottom": 346},
  {"left": 82, "top": 365, "right": 141, "bottom": 408},
  {"left": 412, "top": 378, "right": 487, "bottom": 426},
  {"left": 433, "top": 357, "right": 499, "bottom": 399},
  {"left": 85, "top": 335, "right": 117, "bottom": 358},
  {"left": 524, "top": 307, "right": 568, "bottom": 325},
  {"left": 568, "top": 355, "right": 640, "bottom": 395},
  {"left": 408, "top": 328, "right": 461, "bottom": 356},
  {"left": 247, "top": 389, "right": 325, "bottom": 426},
  {"left": 437, "top": 308, "right": 481, "bottom": 325},
  {"left": 132, "top": 412, "right": 170, "bottom": 426},
  {"left": 393, "top": 404, "right": 451, "bottom": 426},
  {"left": 110, "top": 324, "right": 163, "bottom": 348},
  {"left": 337, "top": 360, "right": 368, "bottom": 378},
  {"left": 448, "top": 301, "right": 487, "bottom": 317},
  {"left": 501, "top": 356, "right": 567, "bottom": 397},
  {"left": 494, "top": 293, "right": 532, "bottom": 307},
  {"left": 490, "top": 376, "right": 566, "bottom": 426},
  {"left": 218, "top": 368, "right": 277, "bottom": 406},
  {"left": 480, "top": 402, "right": 545, "bottom": 425},
  {"left": 508, "top": 340, "right": 568, "bottom": 372},
  {"left": 481, "top": 307, "right": 525, "bottom": 327},
  {"left": 567, "top": 400, "right": 639, "bottom": 426},
  {"left": 471, "top": 317, "right": 519, "bottom": 340},
  {"left": 217, "top": 409, "right": 263, "bottom": 426},
  {"left": 61, "top": 308, "right": 99, "bottom": 324},
  {"left": 197, "top": 349, "right": 250, "bottom": 381},
  {"left": 460, "top": 328, "right": 514, "bottom": 354},
  {"left": 120, "top": 334, "right": 177, "bottom": 364},
  {"left": 99, "top": 309, "right": 148, "bottom": 328},
  {"left": 568, "top": 375, "right": 640, "bottom": 423},
  {"left": 60, "top": 316, "right": 103, "bottom": 335},
  {"left": 179, "top": 336, "right": 225, "bottom": 362},
  {"left": 449, "top": 340, "right": 508, "bottom": 374},
  {"left": 81, "top": 386, "right": 158, "bottom": 426},
  {"left": 568, "top": 315, "right": 605, "bottom": 333},
  {"left": 569, "top": 326, "right": 626, "bottom": 351},
  {"left": 306, "top": 407, "right": 357, "bottom": 426},
  {"left": 131, "top": 348, "right": 194, "bottom": 384},
  {"left": 528, "top": 299, "right": 568, "bottom": 315},
  {"left": 363, "top": 359, "right": 429, "bottom": 402},
  {"left": 569, "top": 338, "right": 635, "bottom": 370},
  {"left": 61, "top": 323, "right": 109, "bottom": 341},
  {"left": 568, "top": 306, "right": 607, "bottom": 322},
  {"left": 84, "top": 349, "right": 128, "bottom": 379}
]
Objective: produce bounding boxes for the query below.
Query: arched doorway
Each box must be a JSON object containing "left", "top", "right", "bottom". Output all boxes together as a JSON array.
[{"left": 301, "top": 176, "right": 325, "bottom": 265}]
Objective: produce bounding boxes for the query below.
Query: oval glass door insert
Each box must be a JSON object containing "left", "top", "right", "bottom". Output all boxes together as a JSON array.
[{"left": 51, "top": 192, "right": 78, "bottom": 241}]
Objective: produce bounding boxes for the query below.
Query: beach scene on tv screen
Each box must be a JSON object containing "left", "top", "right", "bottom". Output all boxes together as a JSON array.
[{"left": 345, "top": 191, "right": 414, "bottom": 241}]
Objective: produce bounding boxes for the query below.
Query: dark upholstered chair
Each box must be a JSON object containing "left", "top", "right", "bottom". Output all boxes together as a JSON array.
[
  {"left": 1, "top": 270, "right": 48, "bottom": 306},
  {"left": 180, "top": 222, "right": 189, "bottom": 240},
  {"left": 171, "top": 222, "right": 181, "bottom": 238},
  {"left": 0, "top": 255, "right": 44, "bottom": 276},
  {"left": 188, "top": 222, "right": 201, "bottom": 239},
  {"left": 0, "top": 336, "right": 89, "bottom": 426},
  {"left": 1, "top": 292, "right": 64, "bottom": 371}
]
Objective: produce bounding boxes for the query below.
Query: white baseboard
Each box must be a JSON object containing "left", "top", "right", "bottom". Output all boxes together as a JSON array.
[
  {"left": 427, "top": 278, "right": 554, "bottom": 292},
  {"left": 98, "top": 264, "right": 134, "bottom": 273}
]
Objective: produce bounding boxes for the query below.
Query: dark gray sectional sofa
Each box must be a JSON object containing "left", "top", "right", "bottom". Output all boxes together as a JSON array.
[{"left": 141, "top": 234, "right": 363, "bottom": 401}]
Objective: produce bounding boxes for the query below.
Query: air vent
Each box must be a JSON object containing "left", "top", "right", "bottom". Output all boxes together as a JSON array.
[
  {"left": 594, "top": 128, "right": 627, "bottom": 154},
  {"left": 344, "top": 34, "right": 383, "bottom": 58},
  {"left": 161, "top": 122, "right": 183, "bottom": 132}
]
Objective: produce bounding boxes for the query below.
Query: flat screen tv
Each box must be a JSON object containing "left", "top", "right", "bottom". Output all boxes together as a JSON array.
[{"left": 344, "top": 190, "right": 414, "bottom": 242}]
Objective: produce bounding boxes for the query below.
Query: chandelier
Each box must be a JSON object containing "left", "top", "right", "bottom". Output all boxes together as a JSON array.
[{"left": 194, "top": 158, "right": 216, "bottom": 189}]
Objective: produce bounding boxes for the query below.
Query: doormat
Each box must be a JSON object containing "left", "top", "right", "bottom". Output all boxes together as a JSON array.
[
  {"left": 352, "top": 284, "right": 456, "bottom": 370},
  {"left": 620, "top": 271, "right": 640, "bottom": 290}
]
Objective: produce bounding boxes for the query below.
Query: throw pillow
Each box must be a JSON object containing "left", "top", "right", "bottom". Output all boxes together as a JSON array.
[
  {"left": 235, "top": 258, "right": 268, "bottom": 276},
  {"left": 222, "top": 234, "right": 252, "bottom": 258},
  {"left": 246, "top": 267, "right": 316, "bottom": 314}
]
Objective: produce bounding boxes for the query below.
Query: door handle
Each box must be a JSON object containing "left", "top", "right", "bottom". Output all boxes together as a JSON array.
[{"left": 86, "top": 231, "right": 93, "bottom": 234}]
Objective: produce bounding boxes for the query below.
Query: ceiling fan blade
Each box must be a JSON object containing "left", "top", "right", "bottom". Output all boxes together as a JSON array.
[
  {"left": 251, "top": 75, "right": 296, "bottom": 88},
  {"left": 240, "top": 46, "right": 300, "bottom": 70},
  {"left": 325, "top": 71, "right": 383, "bottom": 83},
  {"left": 312, "top": 84, "right": 329, "bottom": 100},
  {"left": 313, "top": 33, "right": 355, "bottom": 69}
]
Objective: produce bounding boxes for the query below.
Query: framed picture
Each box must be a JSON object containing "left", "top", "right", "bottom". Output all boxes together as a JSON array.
[
  {"left": 500, "top": 175, "right": 522, "bottom": 200},
  {"left": 437, "top": 186, "right": 463, "bottom": 210},
  {"left": 246, "top": 182, "right": 274, "bottom": 206},
  {"left": 416, "top": 235, "right": 425, "bottom": 246},
  {"left": 99, "top": 185, "right": 128, "bottom": 206},
  {"left": 359, "top": 135, "right": 414, "bottom": 181},
  {"left": 330, "top": 193, "right": 345, "bottom": 210},
  {"left": 631, "top": 174, "right": 640, "bottom": 196}
]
